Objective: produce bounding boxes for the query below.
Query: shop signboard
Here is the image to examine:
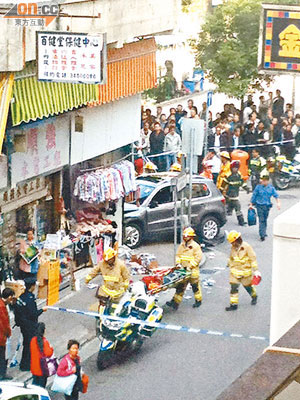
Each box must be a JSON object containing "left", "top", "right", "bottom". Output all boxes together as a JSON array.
[
  {"left": 37, "top": 31, "right": 107, "bottom": 84},
  {"left": 47, "top": 260, "right": 60, "bottom": 306},
  {"left": 10, "top": 116, "right": 69, "bottom": 186},
  {"left": 258, "top": 5, "right": 300, "bottom": 73}
]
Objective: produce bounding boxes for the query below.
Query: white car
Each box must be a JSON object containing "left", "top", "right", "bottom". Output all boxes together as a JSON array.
[{"left": 0, "top": 381, "right": 51, "bottom": 400}]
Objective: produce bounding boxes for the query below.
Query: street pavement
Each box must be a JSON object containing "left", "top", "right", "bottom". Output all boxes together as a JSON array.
[{"left": 8, "top": 185, "right": 300, "bottom": 400}]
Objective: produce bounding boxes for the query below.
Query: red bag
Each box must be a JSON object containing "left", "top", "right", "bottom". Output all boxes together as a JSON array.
[{"left": 81, "top": 373, "right": 89, "bottom": 394}]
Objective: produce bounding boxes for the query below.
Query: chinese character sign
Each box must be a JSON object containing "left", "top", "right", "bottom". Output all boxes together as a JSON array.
[
  {"left": 259, "top": 6, "right": 300, "bottom": 73},
  {"left": 10, "top": 116, "right": 69, "bottom": 185},
  {"left": 37, "top": 32, "right": 106, "bottom": 84}
]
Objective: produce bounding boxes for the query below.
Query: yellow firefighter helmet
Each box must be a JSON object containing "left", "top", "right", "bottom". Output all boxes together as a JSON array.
[
  {"left": 220, "top": 151, "right": 230, "bottom": 160},
  {"left": 227, "top": 230, "right": 241, "bottom": 244},
  {"left": 144, "top": 161, "right": 157, "bottom": 171},
  {"left": 183, "top": 227, "right": 196, "bottom": 237},
  {"left": 103, "top": 247, "right": 117, "bottom": 261},
  {"left": 170, "top": 163, "right": 182, "bottom": 172}
]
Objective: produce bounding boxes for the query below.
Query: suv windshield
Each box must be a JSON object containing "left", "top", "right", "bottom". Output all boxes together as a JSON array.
[{"left": 138, "top": 182, "right": 156, "bottom": 204}]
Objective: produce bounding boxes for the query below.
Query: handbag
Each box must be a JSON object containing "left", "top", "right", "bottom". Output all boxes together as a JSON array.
[
  {"left": 51, "top": 374, "right": 77, "bottom": 395},
  {"left": 40, "top": 355, "right": 58, "bottom": 377},
  {"left": 247, "top": 207, "right": 257, "bottom": 226}
]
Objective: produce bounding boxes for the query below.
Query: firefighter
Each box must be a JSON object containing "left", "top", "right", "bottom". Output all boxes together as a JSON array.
[
  {"left": 144, "top": 161, "right": 158, "bottom": 174},
  {"left": 170, "top": 163, "right": 181, "bottom": 172},
  {"left": 216, "top": 151, "right": 231, "bottom": 189},
  {"left": 166, "top": 227, "right": 202, "bottom": 310},
  {"left": 85, "top": 247, "right": 130, "bottom": 306},
  {"left": 225, "top": 231, "right": 259, "bottom": 311},
  {"left": 249, "top": 149, "right": 266, "bottom": 191},
  {"left": 221, "top": 160, "right": 249, "bottom": 226}
]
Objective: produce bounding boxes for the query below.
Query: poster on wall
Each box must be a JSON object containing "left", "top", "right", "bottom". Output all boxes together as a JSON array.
[
  {"left": 10, "top": 116, "right": 69, "bottom": 186},
  {"left": 37, "top": 31, "right": 107, "bottom": 84},
  {"left": 258, "top": 5, "right": 300, "bottom": 73}
]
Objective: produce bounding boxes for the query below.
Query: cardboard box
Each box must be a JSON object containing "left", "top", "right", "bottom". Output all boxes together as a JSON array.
[
  {"left": 5, "top": 281, "right": 25, "bottom": 298},
  {"left": 38, "top": 284, "right": 48, "bottom": 299},
  {"left": 37, "top": 261, "right": 49, "bottom": 284},
  {"left": 149, "top": 260, "right": 159, "bottom": 269}
]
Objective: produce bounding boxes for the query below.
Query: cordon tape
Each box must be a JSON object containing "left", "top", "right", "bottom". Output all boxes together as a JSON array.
[{"left": 47, "top": 306, "right": 269, "bottom": 342}]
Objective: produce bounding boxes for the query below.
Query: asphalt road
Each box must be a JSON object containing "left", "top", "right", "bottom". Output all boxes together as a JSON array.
[{"left": 51, "top": 185, "right": 300, "bottom": 400}]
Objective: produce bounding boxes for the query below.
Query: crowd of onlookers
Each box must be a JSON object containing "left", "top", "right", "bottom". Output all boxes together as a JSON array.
[{"left": 137, "top": 90, "right": 300, "bottom": 173}]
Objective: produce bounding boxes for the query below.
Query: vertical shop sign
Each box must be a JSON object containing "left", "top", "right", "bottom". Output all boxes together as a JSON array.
[
  {"left": 47, "top": 260, "right": 60, "bottom": 306},
  {"left": 10, "top": 117, "right": 69, "bottom": 185},
  {"left": 37, "top": 31, "right": 107, "bottom": 84}
]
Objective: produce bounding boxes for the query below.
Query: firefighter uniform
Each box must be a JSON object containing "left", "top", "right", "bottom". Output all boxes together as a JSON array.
[
  {"left": 249, "top": 156, "right": 266, "bottom": 191},
  {"left": 227, "top": 237, "right": 258, "bottom": 307},
  {"left": 216, "top": 153, "right": 231, "bottom": 190},
  {"left": 172, "top": 239, "right": 203, "bottom": 306},
  {"left": 222, "top": 169, "right": 248, "bottom": 226},
  {"left": 86, "top": 257, "right": 130, "bottom": 301}
]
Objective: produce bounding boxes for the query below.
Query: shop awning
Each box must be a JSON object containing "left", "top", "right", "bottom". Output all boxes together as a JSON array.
[
  {"left": 90, "top": 38, "right": 157, "bottom": 106},
  {"left": 11, "top": 63, "right": 98, "bottom": 126},
  {"left": 0, "top": 73, "right": 14, "bottom": 153}
]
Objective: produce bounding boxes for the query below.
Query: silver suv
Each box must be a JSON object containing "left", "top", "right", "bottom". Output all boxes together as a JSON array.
[{"left": 124, "top": 175, "right": 226, "bottom": 248}]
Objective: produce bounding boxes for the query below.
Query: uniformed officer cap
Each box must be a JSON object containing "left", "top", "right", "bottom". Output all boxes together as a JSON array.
[{"left": 24, "top": 277, "right": 37, "bottom": 288}]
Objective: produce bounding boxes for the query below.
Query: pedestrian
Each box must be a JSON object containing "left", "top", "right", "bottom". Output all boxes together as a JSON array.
[
  {"left": 30, "top": 322, "right": 53, "bottom": 388},
  {"left": 14, "top": 277, "right": 47, "bottom": 371},
  {"left": 250, "top": 175, "right": 281, "bottom": 241},
  {"left": 249, "top": 149, "right": 266, "bottom": 191},
  {"left": 0, "top": 288, "right": 15, "bottom": 381},
  {"left": 216, "top": 151, "right": 231, "bottom": 190},
  {"left": 166, "top": 227, "right": 203, "bottom": 310},
  {"left": 272, "top": 89, "right": 284, "bottom": 119},
  {"left": 164, "top": 126, "right": 182, "bottom": 171},
  {"left": 221, "top": 160, "right": 249, "bottom": 226},
  {"left": 190, "top": 106, "right": 200, "bottom": 119},
  {"left": 282, "top": 123, "right": 295, "bottom": 160},
  {"left": 149, "top": 122, "right": 165, "bottom": 172},
  {"left": 225, "top": 231, "right": 259, "bottom": 311},
  {"left": 85, "top": 247, "right": 130, "bottom": 307},
  {"left": 18, "top": 227, "right": 40, "bottom": 281},
  {"left": 57, "top": 340, "right": 83, "bottom": 400},
  {"left": 230, "top": 127, "right": 244, "bottom": 150}
]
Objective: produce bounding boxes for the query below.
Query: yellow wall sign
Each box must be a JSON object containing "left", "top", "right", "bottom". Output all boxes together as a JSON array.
[
  {"left": 47, "top": 260, "right": 60, "bottom": 306},
  {"left": 259, "top": 5, "right": 300, "bottom": 73}
]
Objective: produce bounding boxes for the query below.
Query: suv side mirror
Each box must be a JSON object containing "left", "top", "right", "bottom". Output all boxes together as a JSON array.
[{"left": 149, "top": 201, "right": 158, "bottom": 209}]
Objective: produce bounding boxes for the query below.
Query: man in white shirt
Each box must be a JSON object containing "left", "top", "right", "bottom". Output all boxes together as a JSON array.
[{"left": 164, "top": 126, "right": 182, "bottom": 170}]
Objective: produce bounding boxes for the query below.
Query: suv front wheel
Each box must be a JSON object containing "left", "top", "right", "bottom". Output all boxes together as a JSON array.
[
  {"left": 198, "top": 216, "right": 220, "bottom": 242},
  {"left": 125, "top": 223, "right": 143, "bottom": 249}
]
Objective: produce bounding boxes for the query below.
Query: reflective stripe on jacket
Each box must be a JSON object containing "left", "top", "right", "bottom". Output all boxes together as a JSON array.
[
  {"left": 176, "top": 240, "right": 202, "bottom": 277},
  {"left": 228, "top": 241, "right": 258, "bottom": 278}
]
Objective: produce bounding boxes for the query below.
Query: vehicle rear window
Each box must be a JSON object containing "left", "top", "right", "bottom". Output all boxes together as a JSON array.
[{"left": 185, "top": 183, "right": 210, "bottom": 198}]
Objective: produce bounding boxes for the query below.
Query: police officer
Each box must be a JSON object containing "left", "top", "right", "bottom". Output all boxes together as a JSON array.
[
  {"left": 166, "top": 227, "right": 203, "bottom": 310},
  {"left": 85, "top": 247, "right": 130, "bottom": 307},
  {"left": 14, "top": 277, "right": 47, "bottom": 371},
  {"left": 226, "top": 231, "right": 259, "bottom": 311},
  {"left": 249, "top": 149, "right": 266, "bottom": 191}
]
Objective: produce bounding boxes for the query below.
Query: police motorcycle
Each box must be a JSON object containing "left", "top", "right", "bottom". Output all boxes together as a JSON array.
[
  {"left": 95, "top": 281, "right": 163, "bottom": 370},
  {"left": 270, "top": 146, "right": 300, "bottom": 190}
]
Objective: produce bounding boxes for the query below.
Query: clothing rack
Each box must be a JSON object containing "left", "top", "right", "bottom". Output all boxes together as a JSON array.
[{"left": 80, "top": 152, "right": 134, "bottom": 173}]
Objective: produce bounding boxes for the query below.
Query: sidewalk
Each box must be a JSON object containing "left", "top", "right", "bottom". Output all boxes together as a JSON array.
[{"left": 8, "top": 268, "right": 101, "bottom": 383}]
